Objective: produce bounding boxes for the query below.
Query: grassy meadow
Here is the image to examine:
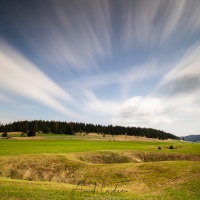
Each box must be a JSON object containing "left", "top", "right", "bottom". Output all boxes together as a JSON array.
[{"left": 0, "top": 133, "right": 200, "bottom": 199}]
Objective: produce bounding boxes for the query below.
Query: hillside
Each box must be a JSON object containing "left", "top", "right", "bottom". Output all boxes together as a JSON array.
[
  {"left": 182, "top": 135, "right": 200, "bottom": 142},
  {"left": 0, "top": 120, "right": 179, "bottom": 140}
]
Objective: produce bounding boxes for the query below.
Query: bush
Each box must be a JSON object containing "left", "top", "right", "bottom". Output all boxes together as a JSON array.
[
  {"left": 158, "top": 147, "right": 161, "bottom": 150},
  {"left": 169, "top": 145, "right": 174, "bottom": 149},
  {"left": 2, "top": 132, "right": 8, "bottom": 137},
  {"left": 21, "top": 132, "right": 27, "bottom": 137},
  {"left": 27, "top": 130, "right": 36, "bottom": 137}
]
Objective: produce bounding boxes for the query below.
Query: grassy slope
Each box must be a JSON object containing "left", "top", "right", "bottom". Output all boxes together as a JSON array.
[
  {"left": 0, "top": 162, "right": 199, "bottom": 200},
  {"left": 0, "top": 135, "right": 200, "bottom": 199}
]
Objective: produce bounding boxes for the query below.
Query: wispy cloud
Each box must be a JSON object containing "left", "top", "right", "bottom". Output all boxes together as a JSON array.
[
  {"left": 81, "top": 90, "right": 119, "bottom": 116},
  {"left": 0, "top": 40, "right": 76, "bottom": 118},
  {"left": 120, "top": 60, "right": 168, "bottom": 98},
  {"left": 121, "top": 0, "right": 161, "bottom": 48},
  {"left": 80, "top": 41, "right": 200, "bottom": 136},
  {"left": 65, "top": 59, "right": 166, "bottom": 99},
  {"left": 3, "top": 0, "right": 200, "bottom": 71},
  {"left": 7, "top": 0, "right": 112, "bottom": 70},
  {"left": 121, "top": 0, "right": 200, "bottom": 48},
  {"left": 158, "top": 41, "right": 200, "bottom": 96},
  {"left": 116, "top": 42, "right": 200, "bottom": 135}
]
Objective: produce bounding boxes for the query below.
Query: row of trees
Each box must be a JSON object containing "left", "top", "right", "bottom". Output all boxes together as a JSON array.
[{"left": 0, "top": 120, "right": 179, "bottom": 140}]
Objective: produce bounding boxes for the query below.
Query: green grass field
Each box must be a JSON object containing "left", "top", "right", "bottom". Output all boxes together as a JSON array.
[
  {"left": 0, "top": 133, "right": 200, "bottom": 199},
  {"left": 1, "top": 135, "right": 200, "bottom": 155}
]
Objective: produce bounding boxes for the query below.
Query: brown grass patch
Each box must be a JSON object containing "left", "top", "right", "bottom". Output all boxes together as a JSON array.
[{"left": 77, "top": 151, "right": 200, "bottom": 164}]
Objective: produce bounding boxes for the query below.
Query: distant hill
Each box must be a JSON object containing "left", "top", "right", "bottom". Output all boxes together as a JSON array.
[
  {"left": 0, "top": 120, "right": 179, "bottom": 140},
  {"left": 181, "top": 135, "right": 200, "bottom": 142}
]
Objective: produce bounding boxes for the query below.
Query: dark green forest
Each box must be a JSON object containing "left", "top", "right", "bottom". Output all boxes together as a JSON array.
[{"left": 0, "top": 120, "right": 179, "bottom": 140}]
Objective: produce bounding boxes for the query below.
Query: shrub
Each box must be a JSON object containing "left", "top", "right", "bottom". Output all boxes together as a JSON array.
[
  {"left": 169, "top": 145, "right": 174, "bottom": 149},
  {"left": 21, "top": 132, "right": 27, "bottom": 137},
  {"left": 27, "top": 130, "right": 36, "bottom": 137},
  {"left": 2, "top": 132, "right": 8, "bottom": 137}
]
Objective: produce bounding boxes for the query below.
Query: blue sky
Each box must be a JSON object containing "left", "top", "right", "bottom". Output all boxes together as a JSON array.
[{"left": 0, "top": 0, "right": 200, "bottom": 136}]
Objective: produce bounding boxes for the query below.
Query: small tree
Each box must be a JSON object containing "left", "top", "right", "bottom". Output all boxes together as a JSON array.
[
  {"left": 27, "top": 123, "right": 36, "bottom": 137},
  {"left": 2, "top": 132, "right": 8, "bottom": 137},
  {"left": 27, "top": 129, "right": 36, "bottom": 137}
]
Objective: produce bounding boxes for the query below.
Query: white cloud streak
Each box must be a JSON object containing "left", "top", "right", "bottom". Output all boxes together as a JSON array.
[
  {"left": 158, "top": 41, "right": 200, "bottom": 95},
  {"left": 0, "top": 40, "right": 76, "bottom": 118},
  {"left": 4, "top": 0, "right": 200, "bottom": 72},
  {"left": 65, "top": 60, "right": 166, "bottom": 99},
  {"left": 81, "top": 90, "right": 119, "bottom": 116},
  {"left": 11, "top": 0, "right": 112, "bottom": 70},
  {"left": 121, "top": 0, "right": 200, "bottom": 48}
]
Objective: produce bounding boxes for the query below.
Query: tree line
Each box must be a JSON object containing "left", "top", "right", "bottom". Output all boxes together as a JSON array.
[{"left": 0, "top": 120, "right": 179, "bottom": 140}]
